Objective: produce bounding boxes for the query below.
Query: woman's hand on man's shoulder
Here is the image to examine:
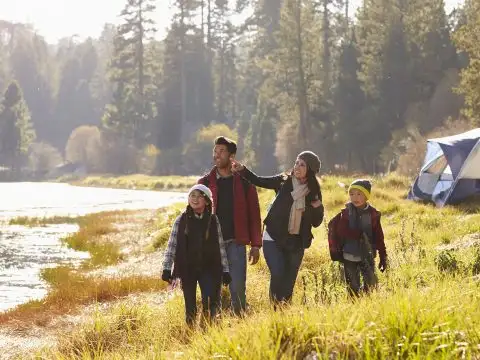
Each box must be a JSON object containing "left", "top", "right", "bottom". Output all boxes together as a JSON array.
[{"left": 231, "top": 160, "right": 245, "bottom": 172}]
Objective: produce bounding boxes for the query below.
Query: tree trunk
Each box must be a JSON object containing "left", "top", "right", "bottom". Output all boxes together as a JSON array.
[
  {"left": 180, "top": 2, "right": 187, "bottom": 126},
  {"left": 295, "top": 0, "right": 310, "bottom": 145},
  {"left": 137, "top": 5, "right": 145, "bottom": 145}
]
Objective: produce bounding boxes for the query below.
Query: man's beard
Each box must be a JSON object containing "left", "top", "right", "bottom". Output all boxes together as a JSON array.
[{"left": 214, "top": 158, "right": 229, "bottom": 169}]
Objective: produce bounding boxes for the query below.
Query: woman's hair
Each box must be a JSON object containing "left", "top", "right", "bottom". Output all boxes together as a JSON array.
[
  {"left": 306, "top": 169, "right": 321, "bottom": 200},
  {"left": 288, "top": 168, "right": 321, "bottom": 199}
]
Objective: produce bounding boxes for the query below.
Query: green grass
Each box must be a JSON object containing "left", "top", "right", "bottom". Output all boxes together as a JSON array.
[
  {"left": 60, "top": 211, "right": 125, "bottom": 268},
  {"left": 26, "top": 172, "right": 480, "bottom": 358},
  {"left": 8, "top": 211, "right": 125, "bottom": 267},
  {"left": 62, "top": 174, "right": 199, "bottom": 192},
  {"left": 149, "top": 205, "right": 183, "bottom": 251},
  {"left": 8, "top": 215, "right": 80, "bottom": 226}
]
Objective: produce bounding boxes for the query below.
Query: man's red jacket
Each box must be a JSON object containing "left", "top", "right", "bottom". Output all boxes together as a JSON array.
[{"left": 198, "top": 168, "right": 262, "bottom": 248}]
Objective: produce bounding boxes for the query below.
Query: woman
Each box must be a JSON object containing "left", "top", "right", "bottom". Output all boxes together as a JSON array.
[{"left": 232, "top": 151, "right": 324, "bottom": 305}]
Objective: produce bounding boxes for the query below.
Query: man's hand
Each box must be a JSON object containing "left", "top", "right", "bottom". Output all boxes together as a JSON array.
[
  {"left": 162, "top": 269, "right": 172, "bottom": 283},
  {"left": 249, "top": 247, "right": 260, "bottom": 265},
  {"left": 222, "top": 272, "right": 232, "bottom": 286},
  {"left": 378, "top": 257, "right": 387, "bottom": 273},
  {"left": 231, "top": 160, "right": 245, "bottom": 172},
  {"left": 311, "top": 199, "right": 322, "bottom": 208}
]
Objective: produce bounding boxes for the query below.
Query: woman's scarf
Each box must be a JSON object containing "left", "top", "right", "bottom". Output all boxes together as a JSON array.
[{"left": 288, "top": 176, "right": 310, "bottom": 235}]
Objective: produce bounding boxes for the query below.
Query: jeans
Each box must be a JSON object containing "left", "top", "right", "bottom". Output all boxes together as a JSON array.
[
  {"left": 263, "top": 240, "right": 304, "bottom": 304},
  {"left": 182, "top": 272, "right": 221, "bottom": 325},
  {"left": 343, "top": 258, "right": 378, "bottom": 297},
  {"left": 225, "top": 241, "right": 247, "bottom": 314}
]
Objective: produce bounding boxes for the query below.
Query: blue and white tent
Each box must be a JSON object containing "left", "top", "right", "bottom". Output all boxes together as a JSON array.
[{"left": 408, "top": 128, "right": 480, "bottom": 207}]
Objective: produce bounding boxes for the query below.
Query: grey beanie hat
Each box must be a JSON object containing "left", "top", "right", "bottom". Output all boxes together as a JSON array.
[{"left": 298, "top": 151, "right": 321, "bottom": 173}]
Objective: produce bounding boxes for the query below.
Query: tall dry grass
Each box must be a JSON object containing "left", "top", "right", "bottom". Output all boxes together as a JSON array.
[{"left": 28, "top": 173, "right": 480, "bottom": 358}]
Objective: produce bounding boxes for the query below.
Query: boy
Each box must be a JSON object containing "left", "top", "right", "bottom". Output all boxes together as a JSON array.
[
  {"left": 330, "top": 179, "right": 387, "bottom": 297},
  {"left": 162, "top": 184, "right": 231, "bottom": 325}
]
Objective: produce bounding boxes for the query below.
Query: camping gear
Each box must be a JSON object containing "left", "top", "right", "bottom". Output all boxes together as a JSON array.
[{"left": 408, "top": 128, "right": 480, "bottom": 207}]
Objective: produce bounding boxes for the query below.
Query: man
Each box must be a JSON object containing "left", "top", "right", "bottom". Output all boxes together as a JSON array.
[{"left": 198, "top": 136, "right": 262, "bottom": 315}]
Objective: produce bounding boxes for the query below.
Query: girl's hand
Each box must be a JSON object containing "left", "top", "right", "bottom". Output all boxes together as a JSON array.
[
  {"left": 231, "top": 160, "right": 245, "bottom": 172},
  {"left": 311, "top": 199, "right": 322, "bottom": 208}
]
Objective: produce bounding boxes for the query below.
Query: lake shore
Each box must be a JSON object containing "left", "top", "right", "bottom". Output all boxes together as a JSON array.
[
  {"left": 0, "top": 201, "right": 183, "bottom": 359},
  {"left": 59, "top": 173, "right": 199, "bottom": 192},
  {"left": 2, "top": 173, "right": 480, "bottom": 359}
]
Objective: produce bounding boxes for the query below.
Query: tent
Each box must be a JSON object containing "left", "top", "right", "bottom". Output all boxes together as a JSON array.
[{"left": 408, "top": 128, "right": 480, "bottom": 207}]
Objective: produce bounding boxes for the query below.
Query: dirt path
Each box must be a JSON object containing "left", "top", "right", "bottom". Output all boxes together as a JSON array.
[{"left": 0, "top": 209, "right": 169, "bottom": 360}]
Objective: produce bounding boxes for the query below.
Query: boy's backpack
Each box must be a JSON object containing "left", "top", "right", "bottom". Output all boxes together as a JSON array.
[
  {"left": 202, "top": 174, "right": 251, "bottom": 198},
  {"left": 327, "top": 212, "right": 344, "bottom": 262}
]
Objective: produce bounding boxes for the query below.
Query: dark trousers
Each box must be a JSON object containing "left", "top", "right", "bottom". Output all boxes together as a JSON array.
[
  {"left": 343, "top": 258, "right": 378, "bottom": 297},
  {"left": 263, "top": 240, "right": 304, "bottom": 304},
  {"left": 182, "top": 272, "right": 221, "bottom": 325}
]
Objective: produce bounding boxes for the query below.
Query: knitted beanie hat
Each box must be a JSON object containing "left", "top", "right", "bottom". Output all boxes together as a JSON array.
[
  {"left": 188, "top": 184, "right": 213, "bottom": 205},
  {"left": 348, "top": 179, "right": 372, "bottom": 200},
  {"left": 298, "top": 151, "right": 321, "bottom": 173}
]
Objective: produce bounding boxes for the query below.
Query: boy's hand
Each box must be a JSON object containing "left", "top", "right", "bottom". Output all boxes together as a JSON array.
[
  {"left": 378, "top": 257, "right": 387, "bottom": 273},
  {"left": 311, "top": 199, "right": 322, "bottom": 208},
  {"left": 249, "top": 247, "right": 260, "bottom": 265}
]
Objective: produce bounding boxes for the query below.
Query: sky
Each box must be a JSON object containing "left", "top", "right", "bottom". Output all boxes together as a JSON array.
[{"left": 0, "top": 0, "right": 464, "bottom": 44}]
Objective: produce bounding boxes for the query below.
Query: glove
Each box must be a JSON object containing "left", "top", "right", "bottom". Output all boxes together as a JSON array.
[
  {"left": 222, "top": 272, "right": 231, "bottom": 286},
  {"left": 162, "top": 269, "right": 173, "bottom": 283},
  {"left": 378, "top": 257, "right": 387, "bottom": 273}
]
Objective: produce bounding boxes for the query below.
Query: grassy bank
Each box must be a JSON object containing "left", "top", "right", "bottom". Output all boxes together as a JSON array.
[
  {"left": 1, "top": 209, "right": 179, "bottom": 331},
  {"left": 32, "top": 172, "right": 480, "bottom": 359},
  {"left": 60, "top": 173, "right": 198, "bottom": 192},
  {"left": 9, "top": 215, "right": 80, "bottom": 226},
  {"left": 0, "top": 267, "right": 167, "bottom": 328},
  {"left": 9, "top": 211, "right": 127, "bottom": 267}
]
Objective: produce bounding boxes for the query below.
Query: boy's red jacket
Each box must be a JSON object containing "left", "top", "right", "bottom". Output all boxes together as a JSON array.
[
  {"left": 328, "top": 205, "right": 386, "bottom": 260},
  {"left": 198, "top": 168, "right": 262, "bottom": 248}
]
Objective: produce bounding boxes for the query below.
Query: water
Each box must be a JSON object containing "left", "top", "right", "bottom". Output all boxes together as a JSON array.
[{"left": 0, "top": 182, "right": 187, "bottom": 311}]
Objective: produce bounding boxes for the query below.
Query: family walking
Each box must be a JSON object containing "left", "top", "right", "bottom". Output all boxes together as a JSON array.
[{"left": 162, "top": 136, "right": 388, "bottom": 325}]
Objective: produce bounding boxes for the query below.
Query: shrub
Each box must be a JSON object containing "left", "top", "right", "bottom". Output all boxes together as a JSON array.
[
  {"left": 183, "top": 123, "right": 238, "bottom": 175},
  {"left": 28, "top": 142, "right": 63, "bottom": 176},
  {"left": 396, "top": 119, "right": 473, "bottom": 177},
  {"left": 434, "top": 250, "right": 459, "bottom": 274},
  {"left": 65, "top": 126, "right": 103, "bottom": 172},
  {"left": 137, "top": 144, "right": 160, "bottom": 175}
]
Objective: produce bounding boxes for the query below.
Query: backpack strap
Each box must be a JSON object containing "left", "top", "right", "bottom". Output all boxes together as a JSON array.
[
  {"left": 201, "top": 175, "right": 209, "bottom": 188},
  {"left": 239, "top": 176, "right": 251, "bottom": 197}
]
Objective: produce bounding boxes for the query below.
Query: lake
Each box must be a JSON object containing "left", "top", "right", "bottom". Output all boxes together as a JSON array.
[{"left": 0, "top": 182, "right": 186, "bottom": 311}]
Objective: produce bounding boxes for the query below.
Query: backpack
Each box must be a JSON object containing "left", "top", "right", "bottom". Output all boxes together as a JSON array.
[{"left": 327, "top": 212, "right": 344, "bottom": 262}]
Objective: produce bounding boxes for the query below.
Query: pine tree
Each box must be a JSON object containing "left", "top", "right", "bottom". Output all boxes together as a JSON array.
[
  {"left": 102, "top": 0, "right": 158, "bottom": 146},
  {"left": 334, "top": 32, "right": 365, "bottom": 170},
  {"left": 356, "top": 0, "right": 411, "bottom": 171},
  {"left": 0, "top": 81, "right": 36, "bottom": 170},
  {"left": 453, "top": 0, "right": 480, "bottom": 126},
  {"left": 54, "top": 39, "right": 98, "bottom": 150}
]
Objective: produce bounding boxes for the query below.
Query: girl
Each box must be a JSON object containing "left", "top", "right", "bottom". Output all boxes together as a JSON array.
[
  {"left": 162, "top": 184, "right": 231, "bottom": 325},
  {"left": 232, "top": 151, "right": 324, "bottom": 304}
]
